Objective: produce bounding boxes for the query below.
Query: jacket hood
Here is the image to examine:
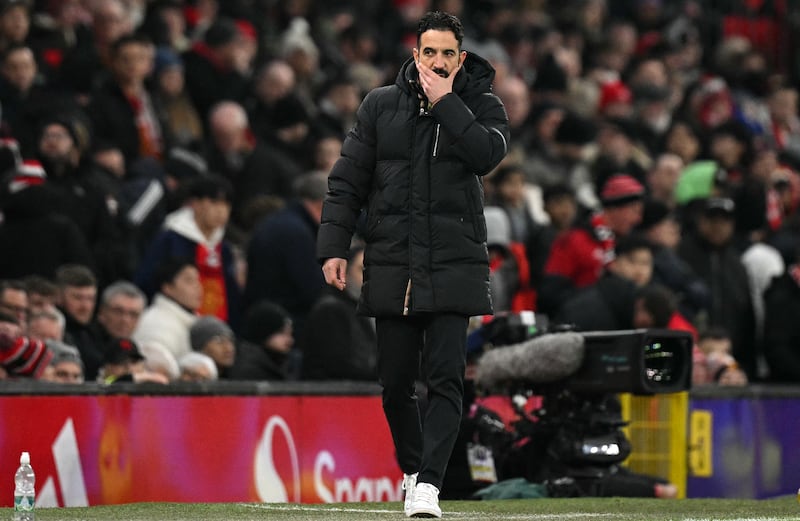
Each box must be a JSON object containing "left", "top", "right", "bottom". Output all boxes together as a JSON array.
[
  {"left": 396, "top": 51, "right": 496, "bottom": 99},
  {"left": 163, "top": 206, "right": 224, "bottom": 248}
]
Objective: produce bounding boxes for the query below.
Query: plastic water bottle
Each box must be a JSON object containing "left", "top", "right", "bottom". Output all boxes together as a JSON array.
[{"left": 13, "top": 452, "right": 34, "bottom": 521}]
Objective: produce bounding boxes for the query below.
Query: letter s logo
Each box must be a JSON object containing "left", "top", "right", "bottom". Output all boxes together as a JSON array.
[{"left": 254, "top": 416, "right": 301, "bottom": 502}]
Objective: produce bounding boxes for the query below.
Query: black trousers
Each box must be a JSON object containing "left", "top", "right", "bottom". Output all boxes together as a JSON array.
[{"left": 376, "top": 313, "right": 468, "bottom": 490}]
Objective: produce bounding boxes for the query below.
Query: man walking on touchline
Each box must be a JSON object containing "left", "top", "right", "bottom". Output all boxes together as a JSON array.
[{"left": 317, "top": 11, "right": 508, "bottom": 518}]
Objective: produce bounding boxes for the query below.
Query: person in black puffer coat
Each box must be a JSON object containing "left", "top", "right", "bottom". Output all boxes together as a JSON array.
[{"left": 316, "top": 11, "right": 508, "bottom": 517}]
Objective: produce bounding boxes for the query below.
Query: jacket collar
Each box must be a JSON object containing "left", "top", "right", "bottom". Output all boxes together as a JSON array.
[{"left": 396, "top": 51, "right": 497, "bottom": 99}]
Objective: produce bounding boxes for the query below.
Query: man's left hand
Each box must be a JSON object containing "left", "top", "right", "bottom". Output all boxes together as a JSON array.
[{"left": 417, "top": 61, "right": 459, "bottom": 106}]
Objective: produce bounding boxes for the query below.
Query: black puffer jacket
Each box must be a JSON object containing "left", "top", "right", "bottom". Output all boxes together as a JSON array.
[{"left": 317, "top": 53, "right": 509, "bottom": 317}]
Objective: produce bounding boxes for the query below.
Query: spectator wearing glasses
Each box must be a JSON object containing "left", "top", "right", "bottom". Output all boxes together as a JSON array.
[{"left": 94, "top": 280, "right": 146, "bottom": 344}]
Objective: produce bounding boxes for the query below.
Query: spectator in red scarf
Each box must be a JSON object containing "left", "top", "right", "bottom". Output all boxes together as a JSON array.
[
  {"left": 539, "top": 174, "right": 645, "bottom": 316},
  {"left": 134, "top": 176, "right": 241, "bottom": 330}
]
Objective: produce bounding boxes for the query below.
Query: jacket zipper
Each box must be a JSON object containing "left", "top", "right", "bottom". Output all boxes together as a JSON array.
[
  {"left": 432, "top": 123, "right": 440, "bottom": 157},
  {"left": 405, "top": 104, "right": 420, "bottom": 316}
]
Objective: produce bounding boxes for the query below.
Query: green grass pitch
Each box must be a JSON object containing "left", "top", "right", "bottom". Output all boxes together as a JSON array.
[{"left": 6, "top": 496, "right": 799, "bottom": 520}]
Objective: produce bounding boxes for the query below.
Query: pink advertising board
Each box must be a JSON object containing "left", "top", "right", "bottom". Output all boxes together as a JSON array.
[{"left": 0, "top": 394, "right": 401, "bottom": 506}]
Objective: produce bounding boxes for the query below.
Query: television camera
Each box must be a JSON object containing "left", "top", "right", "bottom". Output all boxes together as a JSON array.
[{"left": 467, "top": 312, "right": 692, "bottom": 498}]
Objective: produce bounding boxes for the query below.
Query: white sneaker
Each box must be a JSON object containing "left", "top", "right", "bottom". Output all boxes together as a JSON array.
[
  {"left": 408, "top": 482, "right": 442, "bottom": 518},
  {"left": 402, "top": 473, "right": 418, "bottom": 516}
]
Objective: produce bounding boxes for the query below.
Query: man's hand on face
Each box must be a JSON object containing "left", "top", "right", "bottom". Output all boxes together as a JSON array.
[{"left": 416, "top": 60, "right": 459, "bottom": 106}]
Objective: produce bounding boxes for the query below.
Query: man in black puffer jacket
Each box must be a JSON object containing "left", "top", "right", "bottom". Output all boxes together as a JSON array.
[{"left": 317, "top": 11, "right": 508, "bottom": 518}]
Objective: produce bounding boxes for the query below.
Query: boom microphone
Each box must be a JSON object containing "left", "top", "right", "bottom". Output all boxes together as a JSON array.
[{"left": 475, "top": 332, "right": 585, "bottom": 391}]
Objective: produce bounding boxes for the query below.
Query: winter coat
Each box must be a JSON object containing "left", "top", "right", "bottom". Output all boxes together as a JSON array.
[
  {"left": 62, "top": 310, "right": 106, "bottom": 382},
  {"left": 182, "top": 42, "right": 248, "bottom": 119},
  {"left": 317, "top": 53, "right": 509, "bottom": 317},
  {"left": 89, "top": 80, "right": 163, "bottom": 167},
  {"left": 763, "top": 267, "right": 800, "bottom": 382},
  {"left": 300, "top": 286, "right": 378, "bottom": 381},
  {"left": 229, "top": 338, "right": 288, "bottom": 381},
  {"left": 0, "top": 183, "right": 94, "bottom": 279},
  {"left": 244, "top": 201, "right": 325, "bottom": 330},
  {"left": 132, "top": 293, "right": 197, "bottom": 360},
  {"left": 677, "top": 231, "right": 756, "bottom": 377}
]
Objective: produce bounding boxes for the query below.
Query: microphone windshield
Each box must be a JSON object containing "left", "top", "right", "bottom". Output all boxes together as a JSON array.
[{"left": 475, "top": 332, "right": 585, "bottom": 390}]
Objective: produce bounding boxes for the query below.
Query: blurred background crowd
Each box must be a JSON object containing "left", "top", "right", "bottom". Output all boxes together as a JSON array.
[{"left": 0, "top": 0, "right": 798, "bottom": 388}]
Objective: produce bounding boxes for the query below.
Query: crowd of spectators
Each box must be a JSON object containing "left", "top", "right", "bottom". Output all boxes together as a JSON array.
[{"left": 0, "top": 0, "right": 798, "bottom": 387}]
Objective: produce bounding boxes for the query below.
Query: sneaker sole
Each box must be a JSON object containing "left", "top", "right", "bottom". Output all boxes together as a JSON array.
[{"left": 410, "top": 511, "right": 441, "bottom": 518}]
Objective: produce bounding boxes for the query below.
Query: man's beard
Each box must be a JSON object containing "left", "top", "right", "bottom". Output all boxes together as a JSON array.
[{"left": 38, "top": 154, "right": 72, "bottom": 177}]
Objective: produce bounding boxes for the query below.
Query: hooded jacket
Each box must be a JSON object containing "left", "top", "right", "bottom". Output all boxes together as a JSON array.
[
  {"left": 317, "top": 53, "right": 509, "bottom": 316},
  {"left": 134, "top": 206, "right": 241, "bottom": 330}
]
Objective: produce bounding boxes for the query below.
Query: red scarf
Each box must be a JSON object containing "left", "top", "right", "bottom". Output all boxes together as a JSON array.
[
  {"left": 589, "top": 212, "right": 616, "bottom": 266},
  {"left": 195, "top": 243, "right": 228, "bottom": 321}
]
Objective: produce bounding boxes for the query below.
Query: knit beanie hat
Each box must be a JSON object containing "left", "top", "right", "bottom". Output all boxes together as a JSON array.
[
  {"left": 190, "top": 316, "right": 234, "bottom": 351},
  {"left": 484, "top": 206, "right": 511, "bottom": 248},
  {"left": 7, "top": 160, "right": 45, "bottom": 194},
  {"left": 40, "top": 114, "right": 92, "bottom": 155},
  {"left": 46, "top": 340, "right": 84, "bottom": 371},
  {"left": 0, "top": 335, "right": 54, "bottom": 378},
  {"left": 600, "top": 174, "right": 646, "bottom": 207},
  {"left": 241, "top": 301, "right": 290, "bottom": 345}
]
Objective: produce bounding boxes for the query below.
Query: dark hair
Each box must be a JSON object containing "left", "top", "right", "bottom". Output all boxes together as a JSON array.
[
  {"left": 417, "top": 11, "right": 464, "bottom": 49},
  {"left": 698, "top": 326, "right": 731, "bottom": 343},
  {"left": 614, "top": 234, "right": 653, "bottom": 258},
  {"left": 23, "top": 275, "right": 58, "bottom": 297},
  {"left": 153, "top": 257, "right": 196, "bottom": 290},
  {"left": 635, "top": 284, "right": 676, "bottom": 328},
  {"left": 0, "top": 279, "right": 26, "bottom": 294},
  {"left": 489, "top": 164, "right": 524, "bottom": 188},
  {"left": 54, "top": 264, "right": 96, "bottom": 288},
  {"left": 542, "top": 182, "right": 575, "bottom": 204},
  {"left": 186, "top": 175, "right": 233, "bottom": 203},
  {"left": 110, "top": 33, "right": 153, "bottom": 58},
  {"left": 204, "top": 17, "right": 239, "bottom": 48}
]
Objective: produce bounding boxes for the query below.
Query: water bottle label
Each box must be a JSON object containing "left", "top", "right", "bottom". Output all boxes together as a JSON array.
[{"left": 14, "top": 493, "right": 34, "bottom": 512}]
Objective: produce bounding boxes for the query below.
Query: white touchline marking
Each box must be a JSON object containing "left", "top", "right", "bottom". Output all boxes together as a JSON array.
[
  {"left": 241, "top": 504, "right": 616, "bottom": 518},
  {"left": 685, "top": 519, "right": 790, "bottom": 521},
  {"left": 243, "top": 505, "right": 795, "bottom": 521},
  {"left": 241, "top": 503, "right": 400, "bottom": 514}
]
